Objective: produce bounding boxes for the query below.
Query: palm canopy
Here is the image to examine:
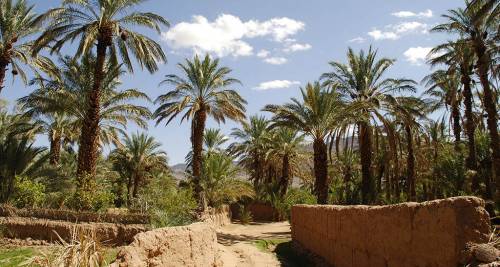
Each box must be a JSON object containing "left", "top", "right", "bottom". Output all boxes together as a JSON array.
[
  {"left": 263, "top": 82, "right": 341, "bottom": 141},
  {"left": 321, "top": 47, "right": 417, "bottom": 127},
  {"left": 154, "top": 54, "right": 247, "bottom": 125},
  {"left": 18, "top": 55, "right": 152, "bottom": 147},
  {"left": 0, "top": 0, "right": 57, "bottom": 89},
  {"left": 422, "top": 69, "right": 463, "bottom": 113},
  {"left": 33, "top": 0, "right": 169, "bottom": 73}
]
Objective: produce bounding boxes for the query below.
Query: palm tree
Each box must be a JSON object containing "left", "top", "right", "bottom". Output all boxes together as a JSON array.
[
  {"left": 264, "top": 82, "right": 341, "bottom": 204},
  {"left": 18, "top": 56, "right": 151, "bottom": 193},
  {"left": 185, "top": 128, "right": 228, "bottom": 169},
  {"left": 429, "top": 40, "right": 479, "bottom": 190},
  {"left": 110, "top": 132, "right": 168, "bottom": 205},
  {"left": 229, "top": 116, "right": 271, "bottom": 188},
  {"left": 433, "top": 0, "right": 499, "bottom": 200},
  {"left": 34, "top": 0, "right": 169, "bottom": 177},
  {"left": 422, "top": 70, "right": 463, "bottom": 151},
  {"left": 388, "top": 97, "right": 427, "bottom": 201},
  {"left": 154, "top": 54, "right": 247, "bottom": 207},
  {"left": 0, "top": 0, "right": 57, "bottom": 94},
  {"left": 267, "top": 128, "right": 304, "bottom": 196},
  {"left": 321, "top": 47, "right": 417, "bottom": 204}
]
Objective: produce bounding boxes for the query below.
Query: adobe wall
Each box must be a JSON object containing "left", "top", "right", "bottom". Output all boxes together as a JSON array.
[
  {"left": 111, "top": 222, "right": 219, "bottom": 267},
  {"left": 0, "top": 217, "right": 146, "bottom": 246},
  {"left": 291, "top": 197, "right": 492, "bottom": 267}
]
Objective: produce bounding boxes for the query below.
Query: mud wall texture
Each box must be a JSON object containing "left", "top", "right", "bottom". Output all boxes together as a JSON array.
[
  {"left": 231, "top": 203, "right": 279, "bottom": 222},
  {"left": 0, "top": 217, "right": 146, "bottom": 246},
  {"left": 291, "top": 197, "right": 491, "bottom": 267},
  {"left": 200, "top": 205, "right": 232, "bottom": 228},
  {"left": 0, "top": 205, "right": 149, "bottom": 224},
  {"left": 111, "top": 222, "right": 219, "bottom": 267}
]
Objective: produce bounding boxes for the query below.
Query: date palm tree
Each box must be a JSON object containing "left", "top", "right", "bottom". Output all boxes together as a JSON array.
[
  {"left": 229, "top": 116, "right": 271, "bottom": 188},
  {"left": 422, "top": 70, "right": 463, "bottom": 151},
  {"left": 321, "top": 47, "right": 417, "bottom": 204},
  {"left": 110, "top": 132, "right": 168, "bottom": 205},
  {"left": 33, "top": 0, "right": 169, "bottom": 177},
  {"left": 267, "top": 128, "right": 304, "bottom": 197},
  {"left": 429, "top": 40, "right": 479, "bottom": 190},
  {"left": 433, "top": 0, "right": 499, "bottom": 200},
  {"left": 264, "top": 82, "right": 341, "bottom": 204},
  {"left": 154, "top": 54, "right": 246, "bottom": 207},
  {"left": 0, "top": 0, "right": 57, "bottom": 94},
  {"left": 18, "top": 55, "right": 151, "bottom": 195}
]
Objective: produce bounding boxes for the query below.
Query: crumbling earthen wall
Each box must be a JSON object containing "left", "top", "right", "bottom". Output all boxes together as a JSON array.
[
  {"left": 111, "top": 222, "right": 219, "bottom": 267},
  {"left": 0, "top": 217, "right": 146, "bottom": 246},
  {"left": 200, "top": 205, "right": 232, "bottom": 228},
  {"left": 291, "top": 197, "right": 491, "bottom": 267}
]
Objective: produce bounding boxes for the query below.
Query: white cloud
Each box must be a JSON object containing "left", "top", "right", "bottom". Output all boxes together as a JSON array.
[
  {"left": 368, "top": 21, "right": 428, "bottom": 40},
  {"left": 283, "top": 43, "right": 312, "bottom": 53},
  {"left": 392, "top": 9, "right": 433, "bottom": 18},
  {"left": 348, "top": 37, "right": 366, "bottom": 43},
  {"left": 254, "top": 80, "right": 300, "bottom": 90},
  {"left": 264, "top": 57, "right": 288, "bottom": 65},
  {"left": 257, "top": 49, "right": 270, "bottom": 58},
  {"left": 403, "top": 46, "right": 432, "bottom": 65},
  {"left": 162, "top": 14, "right": 306, "bottom": 57}
]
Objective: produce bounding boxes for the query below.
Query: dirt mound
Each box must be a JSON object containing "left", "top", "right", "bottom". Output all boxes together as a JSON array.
[{"left": 111, "top": 223, "right": 219, "bottom": 267}]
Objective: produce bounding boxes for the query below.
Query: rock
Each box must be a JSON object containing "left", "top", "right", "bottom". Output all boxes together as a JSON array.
[
  {"left": 474, "top": 244, "right": 500, "bottom": 263},
  {"left": 478, "top": 261, "right": 500, "bottom": 267}
]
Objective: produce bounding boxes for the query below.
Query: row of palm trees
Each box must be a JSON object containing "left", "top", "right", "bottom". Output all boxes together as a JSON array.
[{"left": 0, "top": 0, "right": 498, "bottom": 210}]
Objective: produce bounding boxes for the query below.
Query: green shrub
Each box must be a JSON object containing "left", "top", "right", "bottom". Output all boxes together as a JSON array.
[
  {"left": 239, "top": 205, "right": 253, "bottom": 225},
  {"left": 273, "top": 188, "right": 316, "bottom": 220},
  {"left": 11, "top": 177, "right": 46, "bottom": 209}
]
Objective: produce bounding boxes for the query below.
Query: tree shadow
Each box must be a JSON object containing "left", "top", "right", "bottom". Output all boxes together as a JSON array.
[{"left": 274, "top": 241, "right": 315, "bottom": 267}]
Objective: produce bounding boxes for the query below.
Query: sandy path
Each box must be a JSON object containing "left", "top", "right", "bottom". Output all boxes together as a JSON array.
[{"left": 217, "top": 221, "right": 291, "bottom": 267}]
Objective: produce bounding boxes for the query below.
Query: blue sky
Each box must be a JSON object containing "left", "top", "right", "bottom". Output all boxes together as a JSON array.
[{"left": 2, "top": 0, "right": 462, "bottom": 164}]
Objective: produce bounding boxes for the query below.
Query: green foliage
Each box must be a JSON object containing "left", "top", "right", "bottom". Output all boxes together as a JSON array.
[
  {"left": 134, "top": 174, "right": 197, "bottom": 228},
  {"left": 238, "top": 205, "right": 253, "bottom": 225},
  {"left": 272, "top": 188, "right": 317, "bottom": 220},
  {"left": 11, "top": 176, "right": 45, "bottom": 209},
  {"left": 65, "top": 174, "right": 115, "bottom": 212}
]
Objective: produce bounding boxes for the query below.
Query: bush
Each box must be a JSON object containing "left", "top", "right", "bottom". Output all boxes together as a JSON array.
[
  {"left": 134, "top": 174, "right": 197, "bottom": 228},
  {"left": 11, "top": 177, "right": 46, "bottom": 209},
  {"left": 239, "top": 205, "right": 253, "bottom": 225},
  {"left": 273, "top": 188, "right": 317, "bottom": 220}
]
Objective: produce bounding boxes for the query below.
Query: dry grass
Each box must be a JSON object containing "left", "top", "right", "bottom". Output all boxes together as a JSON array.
[{"left": 28, "top": 227, "right": 109, "bottom": 267}]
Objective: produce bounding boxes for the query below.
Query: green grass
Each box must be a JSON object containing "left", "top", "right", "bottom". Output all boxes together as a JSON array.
[
  {"left": 253, "top": 239, "right": 314, "bottom": 267},
  {"left": 0, "top": 248, "right": 37, "bottom": 267}
]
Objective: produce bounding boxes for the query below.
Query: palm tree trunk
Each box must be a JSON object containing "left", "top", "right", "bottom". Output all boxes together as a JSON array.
[
  {"left": 461, "top": 71, "right": 479, "bottom": 191},
  {"left": 451, "top": 104, "right": 461, "bottom": 152},
  {"left": 280, "top": 154, "right": 290, "bottom": 197},
  {"left": 0, "top": 61, "right": 8, "bottom": 95},
  {"left": 132, "top": 174, "right": 140, "bottom": 198},
  {"left": 49, "top": 131, "right": 61, "bottom": 165},
  {"left": 127, "top": 175, "right": 134, "bottom": 206},
  {"left": 359, "top": 122, "right": 373, "bottom": 204},
  {"left": 192, "top": 108, "right": 207, "bottom": 209},
  {"left": 76, "top": 39, "right": 108, "bottom": 178},
  {"left": 313, "top": 138, "right": 328, "bottom": 204},
  {"left": 0, "top": 47, "right": 12, "bottom": 95},
  {"left": 473, "top": 39, "right": 500, "bottom": 202},
  {"left": 405, "top": 125, "right": 416, "bottom": 201}
]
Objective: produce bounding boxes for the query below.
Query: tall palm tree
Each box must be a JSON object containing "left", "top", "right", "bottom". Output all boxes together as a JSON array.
[
  {"left": 110, "top": 132, "right": 168, "bottom": 205},
  {"left": 0, "top": 0, "right": 57, "bottom": 94},
  {"left": 34, "top": 0, "right": 168, "bottom": 177},
  {"left": 18, "top": 56, "right": 151, "bottom": 193},
  {"left": 429, "top": 40, "right": 479, "bottom": 190},
  {"left": 433, "top": 0, "right": 499, "bottom": 199},
  {"left": 388, "top": 97, "right": 427, "bottom": 201},
  {"left": 267, "top": 128, "right": 304, "bottom": 196},
  {"left": 154, "top": 54, "right": 247, "bottom": 207},
  {"left": 229, "top": 116, "right": 271, "bottom": 188},
  {"left": 422, "top": 70, "right": 463, "bottom": 151},
  {"left": 321, "top": 47, "right": 417, "bottom": 204},
  {"left": 264, "top": 82, "right": 341, "bottom": 204},
  {"left": 185, "top": 128, "right": 228, "bottom": 169}
]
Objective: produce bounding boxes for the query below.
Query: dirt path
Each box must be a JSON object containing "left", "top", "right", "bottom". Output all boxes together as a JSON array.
[{"left": 217, "top": 221, "right": 291, "bottom": 267}]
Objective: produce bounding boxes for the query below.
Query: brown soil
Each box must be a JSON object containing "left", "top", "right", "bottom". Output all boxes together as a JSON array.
[{"left": 217, "top": 221, "right": 291, "bottom": 267}]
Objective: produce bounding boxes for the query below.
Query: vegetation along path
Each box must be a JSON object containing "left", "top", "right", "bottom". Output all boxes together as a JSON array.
[{"left": 217, "top": 222, "right": 292, "bottom": 267}]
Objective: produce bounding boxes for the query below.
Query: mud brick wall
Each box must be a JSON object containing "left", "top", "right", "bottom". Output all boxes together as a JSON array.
[{"left": 291, "top": 197, "right": 491, "bottom": 267}]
